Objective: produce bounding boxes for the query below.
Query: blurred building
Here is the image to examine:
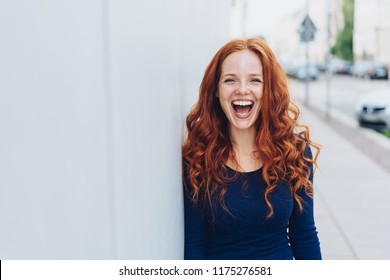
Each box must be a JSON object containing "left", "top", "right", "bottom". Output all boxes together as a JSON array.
[
  {"left": 354, "top": 0, "right": 390, "bottom": 66},
  {"left": 269, "top": 0, "right": 390, "bottom": 68},
  {"left": 0, "top": 0, "right": 231, "bottom": 259},
  {"left": 268, "top": 0, "right": 344, "bottom": 66}
]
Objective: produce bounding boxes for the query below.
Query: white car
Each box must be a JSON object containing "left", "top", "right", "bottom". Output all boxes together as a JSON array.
[{"left": 356, "top": 86, "right": 390, "bottom": 130}]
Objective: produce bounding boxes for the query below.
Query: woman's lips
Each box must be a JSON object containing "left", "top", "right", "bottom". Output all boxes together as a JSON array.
[{"left": 232, "top": 100, "right": 253, "bottom": 119}]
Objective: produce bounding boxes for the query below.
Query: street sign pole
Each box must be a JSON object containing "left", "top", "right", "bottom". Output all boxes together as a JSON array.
[
  {"left": 305, "top": 20, "right": 310, "bottom": 107},
  {"left": 325, "top": 0, "right": 332, "bottom": 120},
  {"left": 298, "top": 13, "right": 317, "bottom": 107}
]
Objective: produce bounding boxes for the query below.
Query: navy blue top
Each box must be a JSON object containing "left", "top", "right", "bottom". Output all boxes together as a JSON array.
[{"left": 183, "top": 146, "right": 321, "bottom": 260}]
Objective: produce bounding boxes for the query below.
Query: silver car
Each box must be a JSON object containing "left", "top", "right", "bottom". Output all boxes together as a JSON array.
[{"left": 356, "top": 86, "right": 390, "bottom": 130}]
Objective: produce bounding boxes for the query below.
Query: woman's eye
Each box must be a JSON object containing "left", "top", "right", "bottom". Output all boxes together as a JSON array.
[
  {"left": 224, "top": 79, "right": 235, "bottom": 83},
  {"left": 251, "top": 79, "right": 263, "bottom": 83}
]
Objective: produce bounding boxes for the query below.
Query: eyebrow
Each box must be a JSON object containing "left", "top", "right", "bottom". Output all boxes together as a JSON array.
[{"left": 221, "top": 73, "right": 263, "bottom": 78}]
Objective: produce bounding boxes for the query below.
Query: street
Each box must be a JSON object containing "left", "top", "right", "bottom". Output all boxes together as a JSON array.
[{"left": 288, "top": 74, "right": 389, "bottom": 119}]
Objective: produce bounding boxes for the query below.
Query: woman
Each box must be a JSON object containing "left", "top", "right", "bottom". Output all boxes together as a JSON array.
[{"left": 182, "top": 38, "right": 321, "bottom": 260}]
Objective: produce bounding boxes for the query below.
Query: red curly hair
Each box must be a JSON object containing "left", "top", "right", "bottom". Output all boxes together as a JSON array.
[{"left": 182, "top": 38, "right": 320, "bottom": 217}]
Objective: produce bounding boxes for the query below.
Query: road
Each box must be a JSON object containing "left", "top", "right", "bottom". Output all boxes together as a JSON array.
[{"left": 288, "top": 74, "right": 389, "bottom": 118}]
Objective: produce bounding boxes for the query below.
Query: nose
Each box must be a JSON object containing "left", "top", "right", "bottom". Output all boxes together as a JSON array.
[{"left": 237, "top": 81, "right": 250, "bottom": 95}]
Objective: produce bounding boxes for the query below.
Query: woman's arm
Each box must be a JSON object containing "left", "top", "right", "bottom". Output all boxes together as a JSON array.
[{"left": 288, "top": 144, "right": 322, "bottom": 260}]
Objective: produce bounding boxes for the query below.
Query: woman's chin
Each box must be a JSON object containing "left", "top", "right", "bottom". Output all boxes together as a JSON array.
[{"left": 230, "top": 119, "right": 256, "bottom": 131}]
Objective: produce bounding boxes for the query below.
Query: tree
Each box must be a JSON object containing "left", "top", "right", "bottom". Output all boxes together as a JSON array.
[{"left": 332, "top": 0, "right": 354, "bottom": 61}]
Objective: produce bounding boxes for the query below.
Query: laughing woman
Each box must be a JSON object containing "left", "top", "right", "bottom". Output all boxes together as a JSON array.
[{"left": 182, "top": 38, "right": 322, "bottom": 260}]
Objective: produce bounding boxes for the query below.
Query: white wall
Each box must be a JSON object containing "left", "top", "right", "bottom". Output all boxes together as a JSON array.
[
  {"left": 0, "top": 0, "right": 230, "bottom": 259},
  {"left": 230, "top": 0, "right": 246, "bottom": 38}
]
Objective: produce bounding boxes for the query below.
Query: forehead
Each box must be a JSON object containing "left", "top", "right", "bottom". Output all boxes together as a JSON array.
[{"left": 221, "top": 50, "right": 263, "bottom": 74}]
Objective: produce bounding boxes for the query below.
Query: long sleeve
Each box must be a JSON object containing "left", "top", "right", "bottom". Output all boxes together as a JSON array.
[
  {"left": 183, "top": 172, "right": 206, "bottom": 259},
  {"left": 288, "top": 144, "right": 322, "bottom": 260}
]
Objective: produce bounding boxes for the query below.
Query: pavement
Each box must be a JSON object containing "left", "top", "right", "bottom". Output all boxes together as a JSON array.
[{"left": 290, "top": 83, "right": 390, "bottom": 260}]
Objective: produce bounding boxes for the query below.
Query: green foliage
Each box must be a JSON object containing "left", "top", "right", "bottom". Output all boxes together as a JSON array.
[
  {"left": 332, "top": 0, "right": 354, "bottom": 61},
  {"left": 381, "top": 130, "right": 390, "bottom": 138}
]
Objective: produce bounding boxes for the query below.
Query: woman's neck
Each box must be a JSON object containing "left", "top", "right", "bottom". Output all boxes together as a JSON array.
[
  {"left": 230, "top": 127, "right": 257, "bottom": 153},
  {"left": 228, "top": 126, "right": 262, "bottom": 172}
]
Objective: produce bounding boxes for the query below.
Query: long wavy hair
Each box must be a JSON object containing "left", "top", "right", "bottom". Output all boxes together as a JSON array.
[{"left": 182, "top": 38, "right": 320, "bottom": 217}]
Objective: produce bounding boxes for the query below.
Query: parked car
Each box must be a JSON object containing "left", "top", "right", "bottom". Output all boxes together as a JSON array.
[
  {"left": 368, "top": 65, "right": 389, "bottom": 80},
  {"left": 352, "top": 60, "right": 389, "bottom": 80},
  {"left": 291, "top": 64, "right": 319, "bottom": 81},
  {"left": 351, "top": 60, "right": 375, "bottom": 78},
  {"left": 355, "top": 86, "right": 390, "bottom": 130},
  {"left": 280, "top": 61, "right": 296, "bottom": 78},
  {"left": 327, "top": 58, "right": 352, "bottom": 75}
]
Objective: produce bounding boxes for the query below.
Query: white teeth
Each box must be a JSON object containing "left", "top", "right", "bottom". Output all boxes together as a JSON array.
[{"left": 232, "top": 100, "right": 253, "bottom": 106}]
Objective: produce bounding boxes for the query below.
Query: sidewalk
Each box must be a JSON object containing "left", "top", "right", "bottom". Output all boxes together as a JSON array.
[{"left": 298, "top": 103, "right": 390, "bottom": 259}]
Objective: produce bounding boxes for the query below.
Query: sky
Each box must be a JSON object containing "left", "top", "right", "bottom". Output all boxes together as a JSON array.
[{"left": 244, "top": 0, "right": 306, "bottom": 39}]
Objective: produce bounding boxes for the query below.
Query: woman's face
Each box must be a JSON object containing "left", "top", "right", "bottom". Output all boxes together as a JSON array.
[{"left": 218, "top": 50, "right": 264, "bottom": 132}]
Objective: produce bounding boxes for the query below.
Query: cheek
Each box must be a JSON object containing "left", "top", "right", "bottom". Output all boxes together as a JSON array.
[
  {"left": 218, "top": 85, "right": 228, "bottom": 98},
  {"left": 217, "top": 88, "right": 230, "bottom": 105},
  {"left": 255, "top": 91, "right": 263, "bottom": 111},
  {"left": 256, "top": 88, "right": 264, "bottom": 101},
  {"left": 219, "top": 98, "right": 230, "bottom": 114}
]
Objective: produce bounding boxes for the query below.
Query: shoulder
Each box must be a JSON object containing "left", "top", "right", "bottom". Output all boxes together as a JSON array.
[
  {"left": 304, "top": 141, "right": 313, "bottom": 160},
  {"left": 294, "top": 134, "right": 312, "bottom": 158}
]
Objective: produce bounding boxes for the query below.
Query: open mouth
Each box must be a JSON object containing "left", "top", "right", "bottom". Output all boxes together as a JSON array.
[{"left": 232, "top": 100, "right": 254, "bottom": 115}]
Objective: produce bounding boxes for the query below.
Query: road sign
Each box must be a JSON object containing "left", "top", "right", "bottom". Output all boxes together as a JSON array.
[{"left": 298, "top": 14, "right": 317, "bottom": 42}]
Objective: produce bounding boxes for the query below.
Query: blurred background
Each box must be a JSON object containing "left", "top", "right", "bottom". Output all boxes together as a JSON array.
[{"left": 0, "top": 0, "right": 389, "bottom": 259}]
